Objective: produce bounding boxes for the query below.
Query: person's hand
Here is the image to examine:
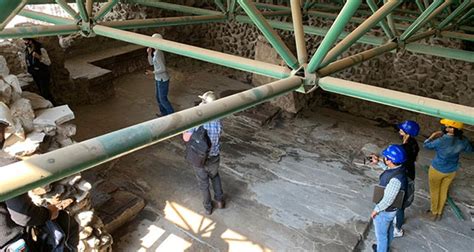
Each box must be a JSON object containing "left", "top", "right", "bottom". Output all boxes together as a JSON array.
[
  {"left": 32, "top": 52, "right": 40, "bottom": 59},
  {"left": 369, "top": 154, "right": 379, "bottom": 165},
  {"left": 370, "top": 210, "right": 378, "bottom": 219},
  {"left": 428, "top": 131, "right": 443, "bottom": 140},
  {"left": 182, "top": 132, "right": 192, "bottom": 142},
  {"left": 47, "top": 205, "right": 59, "bottom": 220},
  {"left": 145, "top": 69, "right": 153, "bottom": 75},
  {"left": 146, "top": 47, "right": 153, "bottom": 54}
]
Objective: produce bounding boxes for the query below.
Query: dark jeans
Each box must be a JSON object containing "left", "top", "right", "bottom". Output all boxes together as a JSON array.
[
  {"left": 32, "top": 73, "right": 56, "bottom": 105},
  {"left": 395, "top": 207, "right": 405, "bottom": 230},
  {"left": 193, "top": 155, "right": 224, "bottom": 211},
  {"left": 155, "top": 79, "right": 174, "bottom": 116}
]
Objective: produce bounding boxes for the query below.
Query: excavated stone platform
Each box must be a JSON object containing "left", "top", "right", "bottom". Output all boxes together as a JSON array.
[{"left": 72, "top": 64, "right": 474, "bottom": 251}]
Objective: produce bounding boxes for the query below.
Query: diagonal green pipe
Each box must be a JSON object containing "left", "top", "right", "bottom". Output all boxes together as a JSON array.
[
  {"left": 438, "top": 0, "right": 473, "bottom": 29},
  {"left": 19, "top": 9, "right": 76, "bottom": 25},
  {"left": 0, "top": 76, "right": 302, "bottom": 201},
  {"left": 94, "top": 0, "right": 119, "bottom": 21},
  {"left": 93, "top": 25, "right": 291, "bottom": 79},
  {"left": 366, "top": 0, "right": 394, "bottom": 39},
  {"left": 454, "top": 7, "right": 474, "bottom": 25},
  {"left": 320, "top": 0, "right": 402, "bottom": 67},
  {"left": 76, "top": 0, "right": 90, "bottom": 23},
  {"left": 0, "top": 24, "right": 79, "bottom": 39},
  {"left": 416, "top": 0, "right": 426, "bottom": 12},
  {"left": 400, "top": 0, "right": 444, "bottom": 41},
  {"left": 291, "top": 0, "right": 308, "bottom": 64},
  {"left": 129, "top": 0, "right": 222, "bottom": 16},
  {"left": 0, "top": 0, "right": 28, "bottom": 31},
  {"left": 214, "top": 0, "right": 226, "bottom": 12},
  {"left": 237, "top": 0, "right": 299, "bottom": 70},
  {"left": 425, "top": 0, "right": 455, "bottom": 24},
  {"left": 307, "top": 0, "right": 362, "bottom": 73},
  {"left": 319, "top": 77, "right": 474, "bottom": 125},
  {"left": 55, "top": 0, "right": 80, "bottom": 21}
]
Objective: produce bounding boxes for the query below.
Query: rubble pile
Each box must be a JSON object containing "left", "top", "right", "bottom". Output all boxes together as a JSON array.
[{"left": 0, "top": 55, "right": 112, "bottom": 251}]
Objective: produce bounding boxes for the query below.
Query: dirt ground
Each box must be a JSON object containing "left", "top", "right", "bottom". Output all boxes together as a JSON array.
[{"left": 71, "top": 65, "right": 474, "bottom": 252}]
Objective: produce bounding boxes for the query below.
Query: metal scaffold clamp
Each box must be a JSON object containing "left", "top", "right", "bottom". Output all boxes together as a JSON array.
[
  {"left": 291, "top": 64, "right": 318, "bottom": 93},
  {"left": 79, "top": 19, "right": 96, "bottom": 37}
]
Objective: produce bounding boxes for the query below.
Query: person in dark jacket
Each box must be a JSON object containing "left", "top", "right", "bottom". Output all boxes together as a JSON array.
[
  {"left": 23, "top": 38, "right": 56, "bottom": 104},
  {"left": 0, "top": 193, "right": 57, "bottom": 251},
  {"left": 393, "top": 120, "right": 420, "bottom": 237},
  {"left": 370, "top": 144, "right": 408, "bottom": 252}
]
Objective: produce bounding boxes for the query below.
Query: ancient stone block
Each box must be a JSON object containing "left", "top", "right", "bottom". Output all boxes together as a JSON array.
[
  {"left": 97, "top": 190, "right": 145, "bottom": 233},
  {"left": 34, "top": 105, "right": 75, "bottom": 127},
  {"left": 21, "top": 91, "right": 53, "bottom": 110}
]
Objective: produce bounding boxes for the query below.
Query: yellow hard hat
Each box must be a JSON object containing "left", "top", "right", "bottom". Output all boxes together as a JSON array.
[{"left": 440, "top": 119, "right": 463, "bottom": 129}]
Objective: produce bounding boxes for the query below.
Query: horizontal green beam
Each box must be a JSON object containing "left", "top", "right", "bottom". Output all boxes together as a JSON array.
[
  {"left": 237, "top": 16, "right": 474, "bottom": 62},
  {"left": 100, "top": 15, "right": 227, "bottom": 29},
  {"left": 0, "top": 24, "right": 79, "bottom": 39},
  {"left": 256, "top": 2, "right": 474, "bottom": 42},
  {"left": 93, "top": 25, "right": 291, "bottom": 79},
  {"left": 129, "top": 0, "right": 222, "bottom": 16},
  {"left": 19, "top": 9, "right": 75, "bottom": 25},
  {"left": 0, "top": 76, "right": 302, "bottom": 201},
  {"left": 405, "top": 43, "right": 474, "bottom": 62},
  {"left": 319, "top": 76, "right": 474, "bottom": 125},
  {"left": 237, "top": 15, "right": 385, "bottom": 45}
]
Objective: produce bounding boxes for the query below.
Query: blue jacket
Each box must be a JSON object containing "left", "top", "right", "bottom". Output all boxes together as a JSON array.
[{"left": 424, "top": 134, "right": 473, "bottom": 173}]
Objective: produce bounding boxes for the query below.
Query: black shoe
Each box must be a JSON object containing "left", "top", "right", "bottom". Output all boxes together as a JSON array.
[
  {"left": 205, "top": 208, "right": 213, "bottom": 215},
  {"left": 372, "top": 244, "right": 377, "bottom": 252},
  {"left": 216, "top": 200, "right": 225, "bottom": 209}
]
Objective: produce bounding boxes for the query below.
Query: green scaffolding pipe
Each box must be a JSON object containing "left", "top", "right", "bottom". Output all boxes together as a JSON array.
[
  {"left": 291, "top": 0, "right": 308, "bottom": 64},
  {"left": 214, "top": 0, "right": 226, "bottom": 12},
  {"left": 256, "top": 3, "right": 472, "bottom": 42},
  {"left": 0, "top": 0, "right": 28, "bottom": 31},
  {"left": 307, "top": 0, "right": 362, "bottom": 73},
  {"left": 425, "top": 0, "right": 454, "bottom": 24},
  {"left": 405, "top": 43, "right": 474, "bottom": 63},
  {"left": 93, "top": 25, "right": 291, "bottom": 79},
  {"left": 100, "top": 15, "right": 227, "bottom": 30},
  {"left": 129, "top": 0, "right": 222, "bottom": 16},
  {"left": 438, "top": 0, "right": 473, "bottom": 29},
  {"left": 317, "top": 42, "right": 398, "bottom": 77},
  {"left": 0, "top": 24, "right": 79, "bottom": 39},
  {"left": 320, "top": 0, "right": 402, "bottom": 67},
  {"left": 55, "top": 0, "right": 80, "bottom": 21},
  {"left": 400, "top": 0, "right": 444, "bottom": 41},
  {"left": 237, "top": 15, "right": 474, "bottom": 62},
  {"left": 366, "top": 0, "right": 394, "bottom": 39},
  {"left": 0, "top": 76, "right": 302, "bottom": 201},
  {"left": 236, "top": 15, "right": 384, "bottom": 45},
  {"left": 385, "top": 0, "right": 399, "bottom": 36},
  {"left": 237, "top": 0, "right": 299, "bottom": 70},
  {"left": 455, "top": 8, "right": 474, "bottom": 25},
  {"left": 228, "top": 0, "right": 237, "bottom": 14},
  {"left": 416, "top": 0, "right": 426, "bottom": 12},
  {"left": 94, "top": 0, "right": 119, "bottom": 21},
  {"left": 319, "top": 77, "right": 474, "bottom": 125},
  {"left": 76, "top": 0, "right": 90, "bottom": 23},
  {"left": 19, "top": 9, "right": 75, "bottom": 25}
]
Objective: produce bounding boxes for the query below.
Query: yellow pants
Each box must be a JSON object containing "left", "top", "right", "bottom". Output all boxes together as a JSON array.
[{"left": 429, "top": 166, "right": 456, "bottom": 215}]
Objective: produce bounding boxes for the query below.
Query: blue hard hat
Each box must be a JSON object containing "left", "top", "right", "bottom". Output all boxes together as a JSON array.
[
  {"left": 398, "top": 120, "right": 420, "bottom": 137},
  {"left": 382, "top": 144, "right": 407, "bottom": 164}
]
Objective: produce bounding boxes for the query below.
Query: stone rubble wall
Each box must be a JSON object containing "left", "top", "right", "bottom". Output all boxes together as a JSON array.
[{"left": 0, "top": 56, "right": 113, "bottom": 252}]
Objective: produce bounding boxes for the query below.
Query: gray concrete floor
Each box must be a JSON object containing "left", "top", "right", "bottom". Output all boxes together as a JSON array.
[{"left": 72, "top": 65, "right": 474, "bottom": 252}]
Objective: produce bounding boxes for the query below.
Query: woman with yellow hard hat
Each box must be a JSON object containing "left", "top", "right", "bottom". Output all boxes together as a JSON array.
[{"left": 423, "top": 119, "right": 473, "bottom": 221}]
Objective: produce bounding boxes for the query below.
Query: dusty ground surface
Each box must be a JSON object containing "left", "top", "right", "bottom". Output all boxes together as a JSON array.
[{"left": 71, "top": 65, "right": 474, "bottom": 251}]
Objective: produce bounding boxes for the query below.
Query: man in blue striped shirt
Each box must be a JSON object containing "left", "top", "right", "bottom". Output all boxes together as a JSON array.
[
  {"left": 370, "top": 145, "right": 408, "bottom": 252},
  {"left": 183, "top": 91, "right": 224, "bottom": 215}
]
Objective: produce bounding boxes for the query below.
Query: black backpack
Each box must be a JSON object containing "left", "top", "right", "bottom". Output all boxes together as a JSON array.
[{"left": 185, "top": 126, "right": 212, "bottom": 168}]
